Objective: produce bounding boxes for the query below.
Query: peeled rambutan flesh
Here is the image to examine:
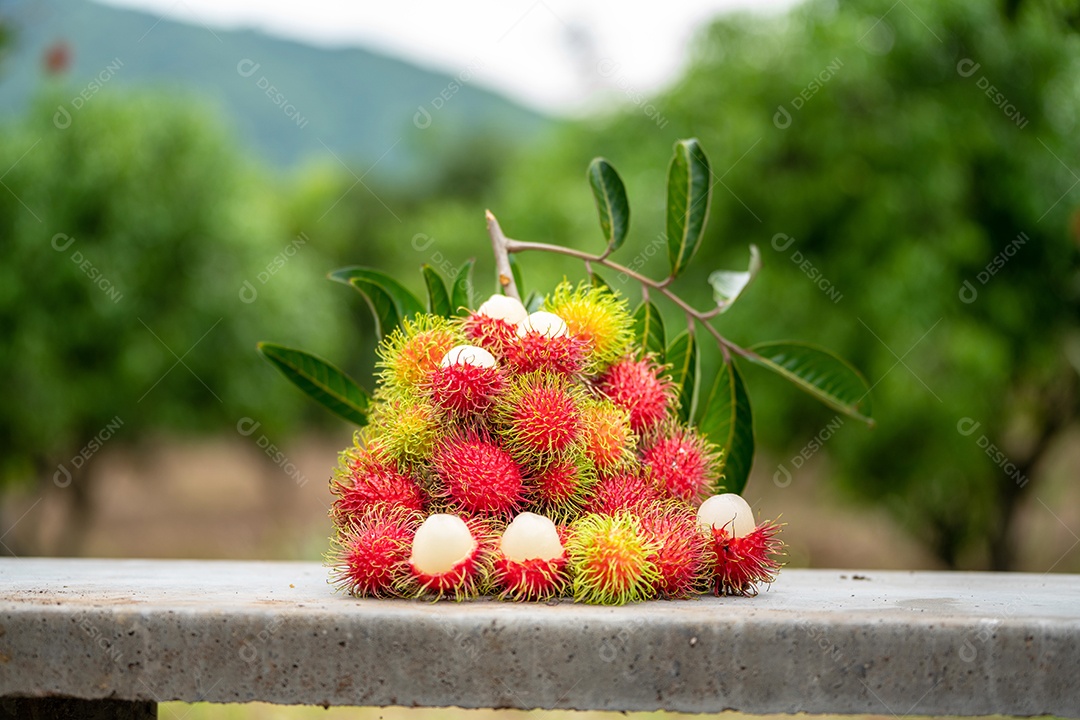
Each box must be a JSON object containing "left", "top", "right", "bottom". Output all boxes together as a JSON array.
[
  {"left": 406, "top": 513, "right": 493, "bottom": 600},
  {"left": 698, "top": 494, "right": 784, "bottom": 596},
  {"left": 566, "top": 512, "right": 660, "bottom": 605},
  {"left": 426, "top": 344, "right": 504, "bottom": 415},
  {"left": 638, "top": 503, "right": 710, "bottom": 599},
  {"left": 597, "top": 358, "right": 674, "bottom": 434},
  {"left": 493, "top": 512, "right": 568, "bottom": 600},
  {"left": 463, "top": 294, "right": 527, "bottom": 356},
  {"left": 332, "top": 444, "right": 425, "bottom": 521},
  {"left": 587, "top": 469, "right": 662, "bottom": 516},
  {"left": 504, "top": 314, "right": 587, "bottom": 376},
  {"left": 329, "top": 506, "right": 421, "bottom": 598},
  {"left": 641, "top": 427, "right": 720, "bottom": 505},
  {"left": 433, "top": 432, "right": 524, "bottom": 517},
  {"left": 497, "top": 374, "right": 582, "bottom": 459}
]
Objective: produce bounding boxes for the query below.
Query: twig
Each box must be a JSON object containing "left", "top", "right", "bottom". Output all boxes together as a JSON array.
[{"left": 485, "top": 210, "right": 520, "bottom": 301}]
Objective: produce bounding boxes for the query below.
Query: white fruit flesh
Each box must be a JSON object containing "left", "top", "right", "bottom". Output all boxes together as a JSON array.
[
  {"left": 476, "top": 294, "right": 529, "bottom": 326},
  {"left": 410, "top": 514, "right": 477, "bottom": 575},
  {"left": 697, "top": 493, "right": 756, "bottom": 538},
  {"left": 500, "top": 512, "right": 563, "bottom": 562},
  {"left": 517, "top": 311, "right": 568, "bottom": 339},
  {"left": 440, "top": 344, "right": 496, "bottom": 369}
]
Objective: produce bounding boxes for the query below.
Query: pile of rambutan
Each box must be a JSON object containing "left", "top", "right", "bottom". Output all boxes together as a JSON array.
[{"left": 327, "top": 282, "right": 784, "bottom": 604}]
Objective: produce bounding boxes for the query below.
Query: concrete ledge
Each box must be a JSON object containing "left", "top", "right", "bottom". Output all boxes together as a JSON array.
[{"left": 1, "top": 558, "right": 1078, "bottom": 716}]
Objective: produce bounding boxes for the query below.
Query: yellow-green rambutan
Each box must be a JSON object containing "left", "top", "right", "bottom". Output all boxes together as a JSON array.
[
  {"left": 377, "top": 314, "right": 462, "bottom": 397},
  {"left": 580, "top": 398, "right": 636, "bottom": 474},
  {"left": 566, "top": 512, "right": 660, "bottom": 605},
  {"left": 545, "top": 281, "right": 634, "bottom": 371},
  {"left": 367, "top": 394, "right": 443, "bottom": 466}
]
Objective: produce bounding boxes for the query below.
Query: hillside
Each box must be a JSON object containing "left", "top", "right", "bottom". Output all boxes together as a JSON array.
[{"left": 0, "top": 0, "right": 551, "bottom": 172}]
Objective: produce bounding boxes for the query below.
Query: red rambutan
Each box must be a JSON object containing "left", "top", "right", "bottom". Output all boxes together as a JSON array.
[
  {"left": 433, "top": 431, "right": 525, "bottom": 518},
  {"left": 328, "top": 505, "right": 422, "bottom": 598},
  {"left": 580, "top": 399, "right": 636, "bottom": 474},
  {"left": 638, "top": 503, "right": 710, "bottom": 599},
  {"left": 331, "top": 442, "right": 425, "bottom": 522},
  {"left": 641, "top": 426, "right": 722, "bottom": 505},
  {"left": 493, "top": 512, "right": 569, "bottom": 600},
  {"left": 566, "top": 512, "right": 660, "bottom": 604},
  {"left": 587, "top": 468, "right": 663, "bottom": 516},
  {"left": 495, "top": 373, "right": 583, "bottom": 461},
  {"left": 426, "top": 344, "right": 505, "bottom": 415},
  {"left": 698, "top": 494, "right": 784, "bottom": 596},
  {"left": 597, "top": 358, "right": 674, "bottom": 434},
  {"left": 462, "top": 294, "right": 529, "bottom": 356},
  {"left": 504, "top": 312, "right": 587, "bottom": 377},
  {"left": 526, "top": 455, "right": 595, "bottom": 521}
]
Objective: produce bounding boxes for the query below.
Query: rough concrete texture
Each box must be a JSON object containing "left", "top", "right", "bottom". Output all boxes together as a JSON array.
[{"left": 0, "top": 559, "right": 1078, "bottom": 716}]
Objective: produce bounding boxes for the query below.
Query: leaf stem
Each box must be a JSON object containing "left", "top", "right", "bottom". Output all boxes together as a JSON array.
[{"left": 491, "top": 214, "right": 757, "bottom": 361}]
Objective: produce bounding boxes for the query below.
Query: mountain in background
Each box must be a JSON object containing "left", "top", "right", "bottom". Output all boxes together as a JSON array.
[{"left": 0, "top": 0, "right": 551, "bottom": 173}]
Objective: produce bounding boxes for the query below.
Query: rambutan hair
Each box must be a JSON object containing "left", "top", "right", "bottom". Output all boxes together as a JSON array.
[
  {"left": 367, "top": 394, "right": 442, "bottom": 465},
  {"left": 524, "top": 453, "right": 596, "bottom": 522},
  {"left": 503, "top": 331, "right": 587, "bottom": 377},
  {"left": 376, "top": 314, "right": 462, "bottom": 396},
  {"left": 545, "top": 281, "right": 634, "bottom": 371},
  {"left": 432, "top": 430, "right": 525, "bottom": 518},
  {"left": 494, "top": 373, "right": 584, "bottom": 463},
  {"left": 638, "top": 503, "right": 711, "bottom": 599},
  {"left": 587, "top": 468, "right": 663, "bottom": 516},
  {"left": 425, "top": 359, "right": 505, "bottom": 416},
  {"left": 327, "top": 505, "right": 423, "bottom": 598},
  {"left": 493, "top": 555, "right": 568, "bottom": 601},
  {"left": 331, "top": 437, "right": 425, "bottom": 522},
  {"left": 463, "top": 313, "right": 519, "bottom": 358},
  {"left": 641, "top": 425, "right": 723, "bottom": 505},
  {"left": 709, "top": 520, "right": 785, "bottom": 597},
  {"left": 597, "top": 357, "right": 674, "bottom": 434},
  {"left": 566, "top": 512, "right": 660, "bottom": 605},
  {"left": 580, "top": 399, "right": 636, "bottom": 474}
]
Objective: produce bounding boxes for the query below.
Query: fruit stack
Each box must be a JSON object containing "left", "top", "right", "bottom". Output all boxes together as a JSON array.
[{"left": 328, "top": 282, "right": 783, "bottom": 604}]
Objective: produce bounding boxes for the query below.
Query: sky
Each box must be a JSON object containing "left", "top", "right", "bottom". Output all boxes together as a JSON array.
[{"left": 97, "top": 0, "right": 799, "bottom": 113}]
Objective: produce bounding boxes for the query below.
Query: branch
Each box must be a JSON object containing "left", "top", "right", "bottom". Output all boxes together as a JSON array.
[{"left": 485, "top": 210, "right": 520, "bottom": 301}]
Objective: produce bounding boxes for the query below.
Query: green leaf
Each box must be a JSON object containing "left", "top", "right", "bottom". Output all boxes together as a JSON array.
[
  {"left": 666, "top": 329, "right": 698, "bottom": 423},
  {"left": 257, "top": 343, "right": 371, "bottom": 427},
  {"left": 421, "top": 265, "right": 451, "bottom": 318},
  {"left": 590, "top": 272, "right": 612, "bottom": 292},
  {"left": 508, "top": 255, "right": 525, "bottom": 298},
  {"left": 697, "top": 358, "right": 754, "bottom": 495},
  {"left": 329, "top": 266, "right": 424, "bottom": 333},
  {"left": 587, "top": 157, "right": 630, "bottom": 255},
  {"left": 747, "top": 341, "right": 874, "bottom": 424},
  {"left": 631, "top": 301, "right": 666, "bottom": 362},
  {"left": 665, "top": 138, "right": 712, "bottom": 279},
  {"left": 524, "top": 290, "right": 544, "bottom": 313},
  {"left": 450, "top": 259, "right": 475, "bottom": 316},
  {"left": 709, "top": 245, "right": 761, "bottom": 313}
]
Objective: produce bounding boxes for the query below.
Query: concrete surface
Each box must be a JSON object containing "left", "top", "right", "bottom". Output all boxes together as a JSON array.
[{"left": 0, "top": 558, "right": 1078, "bottom": 716}]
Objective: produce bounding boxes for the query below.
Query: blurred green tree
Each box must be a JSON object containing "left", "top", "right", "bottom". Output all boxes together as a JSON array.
[
  {"left": 468, "top": 0, "right": 1079, "bottom": 569},
  {"left": 0, "top": 90, "right": 348, "bottom": 553}
]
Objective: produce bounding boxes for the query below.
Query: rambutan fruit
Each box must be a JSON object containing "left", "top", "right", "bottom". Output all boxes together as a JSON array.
[
  {"left": 463, "top": 294, "right": 528, "bottom": 356},
  {"left": 587, "top": 468, "right": 663, "bottom": 516},
  {"left": 579, "top": 399, "right": 636, "bottom": 474},
  {"left": 525, "top": 453, "right": 596, "bottom": 522},
  {"left": 698, "top": 494, "right": 785, "bottom": 596},
  {"left": 330, "top": 438, "right": 425, "bottom": 522},
  {"left": 432, "top": 430, "right": 525, "bottom": 518},
  {"left": 328, "top": 505, "right": 422, "bottom": 598},
  {"left": 493, "top": 512, "right": 569, "bottom": 601},
  {"left": 566, "top": 513, "right": 660, "bottom": 605},
  {"left": 426, "top": 344, "right": 504, "bottom": 415},
  {"left": 638, "top": 503, "right": 710, "bottom": 599},
  {"left": 494, "top": 372, "right": 584, "bottom": 462},
  {"left": 367, "top": 394, "right": 442, "bottom": 465},
  {"left": 641, "top": 425, "right": 723, "bottom": 505},
  {"left": 405, "top": 513, "right": 496, "bottom": 600},
  {"left": 545, "top": 281, "right": 634, "bottom": 370},
  {"left": 377, "top": 315, "right": 461, "bottom": 395},
  {"left": 504, "top": 312, "right": 587, "bottom": 377},
  {"left": 597, "top": 358, "right": 674, "bottom": 434}
]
